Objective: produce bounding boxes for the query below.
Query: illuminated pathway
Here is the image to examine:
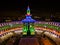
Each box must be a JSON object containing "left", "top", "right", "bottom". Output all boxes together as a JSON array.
[
  {"left": 0, "top": 27, "right": 22, "bottom": 35},
  {"left": 35, "top": 26, "right": 60, "bottom": 36}
]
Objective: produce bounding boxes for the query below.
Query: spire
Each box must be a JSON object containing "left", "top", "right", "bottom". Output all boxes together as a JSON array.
[{"left": 27, "top": 6, "right": 30, "bottom": 15}]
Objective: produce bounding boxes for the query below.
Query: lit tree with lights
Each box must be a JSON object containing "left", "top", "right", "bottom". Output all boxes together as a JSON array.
[{"left": 21, "top": 6, "right": 36, "bottom": 36}]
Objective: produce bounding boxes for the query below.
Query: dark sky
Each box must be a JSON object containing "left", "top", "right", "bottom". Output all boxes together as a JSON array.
[
  {"left": 0, "top": 0, "right": 60, "bottom": 9},
  {"left": 0, "top": 0, "right": 60, "bottom": 17}
]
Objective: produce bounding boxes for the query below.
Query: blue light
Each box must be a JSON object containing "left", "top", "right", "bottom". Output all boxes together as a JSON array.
[
  {"left": 21, "top": 6, "right": 36, "bottom": 23},
  {"left": 26, "top": 16, "right": 31, "bottom": 19}
]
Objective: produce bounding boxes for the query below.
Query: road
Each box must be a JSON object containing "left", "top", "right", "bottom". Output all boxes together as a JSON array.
[
  {"left": 19, "top": 37, "right": 39, "bottom": 45},
  {"left": 1, "top": 35, "right": 57, "bottom": 45},
  {"left": 18, "top": 35, "right": 56, "bottom": 45}
]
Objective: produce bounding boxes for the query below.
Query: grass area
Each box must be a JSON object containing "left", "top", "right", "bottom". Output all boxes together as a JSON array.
[
  {"left": 0, "top": 24, "right": 21, "bottom": 31},
  {"left": 35, "top": 24, "right": 60, "bottom": 31},
  {"left": 0, "top": 25, "right": 11, "bottom": 30}
]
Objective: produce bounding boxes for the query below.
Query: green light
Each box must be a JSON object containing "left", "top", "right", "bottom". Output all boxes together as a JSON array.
[
  {"left": 22, "top": 24, "right": 28, "bottom": 35},
  {"left": 31, "top": 32, "right": 35, "bottom": 35},
  {"left": 23, "top": 31, "right": 27, "bottom": 35},
  {"left": 27, "top": 10, "right": 30, "bottom": 15},
  {"left": 27, "top": 6, "right": 30, "bottom": 15},
  {"left": 30, "top": 24, "right": 35, "bottom": 35}
]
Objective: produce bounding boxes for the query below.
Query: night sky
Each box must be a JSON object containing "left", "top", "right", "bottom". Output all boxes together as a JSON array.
[{"left": 0, "top": 0, "right": 60, "bottom": 17}]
